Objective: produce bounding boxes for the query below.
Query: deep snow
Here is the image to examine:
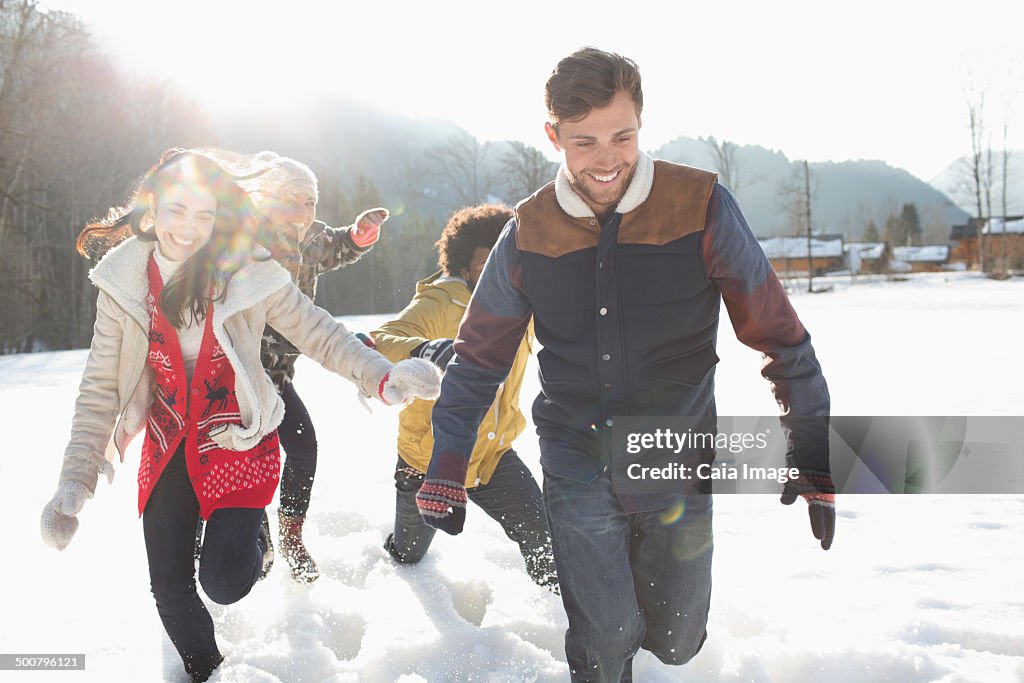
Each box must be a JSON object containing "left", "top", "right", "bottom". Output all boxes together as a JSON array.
[{"left": 1, "top": 271, "right": 1022, "bottom": 682}]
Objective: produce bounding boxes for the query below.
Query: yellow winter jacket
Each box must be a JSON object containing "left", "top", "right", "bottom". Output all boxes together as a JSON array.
[{"left": 372, "top": 272, "right": 532, "bottom": 487}]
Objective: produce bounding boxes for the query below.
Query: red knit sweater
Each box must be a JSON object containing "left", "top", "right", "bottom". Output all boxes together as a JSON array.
[{"left": 139, "top": 257, "right": 281, "bottom": 519}]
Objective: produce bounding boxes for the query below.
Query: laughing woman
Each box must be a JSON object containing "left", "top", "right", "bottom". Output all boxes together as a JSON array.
[
  {"left": 39, "top": 149, "right": 439, "bottom": 682},
  {"left": 244, "top": 152, "right": 387, "bottom": 582}
]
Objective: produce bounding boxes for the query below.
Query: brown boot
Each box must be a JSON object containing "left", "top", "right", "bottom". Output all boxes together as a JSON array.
[{"left": 278, "top": 511, "right": 319, "bottom": 583}]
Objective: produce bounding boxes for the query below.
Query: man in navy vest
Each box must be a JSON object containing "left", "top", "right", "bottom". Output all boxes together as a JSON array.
[{"left": 414, "top": 47, "right": 834, "bottom": 682}]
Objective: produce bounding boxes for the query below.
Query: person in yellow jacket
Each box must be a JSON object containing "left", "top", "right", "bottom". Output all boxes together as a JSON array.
[{"left": 372, "top": 204, "right": 557, "bottom": 591}]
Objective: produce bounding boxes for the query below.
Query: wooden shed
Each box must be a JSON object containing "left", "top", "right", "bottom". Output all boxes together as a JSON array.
[
  {"left": 759, "top": 235, "right": 845, "bottom": 276},
  {"left": 843, "top": 242, "right": 890, "bottom": 274},
  {"left": 890, "top": 245, "right": 951, "bottom": 273},
  {"left": 950, "top": 216, "right": 1024, "bottom": 269}
]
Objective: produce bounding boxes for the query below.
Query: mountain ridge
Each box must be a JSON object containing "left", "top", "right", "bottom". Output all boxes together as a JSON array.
[{"left": 213, "top": 96, "right": 972, "bottom": 241}]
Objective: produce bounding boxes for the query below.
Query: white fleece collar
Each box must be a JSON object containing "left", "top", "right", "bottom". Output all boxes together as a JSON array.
[
  {"left": 89, "top": 237, "right": 292, "bottom": 331},
  {"left": 88, "top": 238, "right": 155, "bottom": 330},
  {"left": 554, "top": 151, "right": 655, "bottom": 218}
]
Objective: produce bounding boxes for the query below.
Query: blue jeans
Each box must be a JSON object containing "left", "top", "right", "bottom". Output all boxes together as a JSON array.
[
  {"left": 143, "top": 443, "right": 266, "bottom": 681},
  {"left": 543, "top": 469, "right": 713, "bottom": 683}
]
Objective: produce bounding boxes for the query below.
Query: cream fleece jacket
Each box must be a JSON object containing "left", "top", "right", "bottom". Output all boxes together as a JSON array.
[{"left": 59, "top": 236, "right": 394, "bottom": 493}]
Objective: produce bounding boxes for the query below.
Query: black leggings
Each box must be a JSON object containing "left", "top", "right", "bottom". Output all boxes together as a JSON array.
[
  {"left": 277, "top": 381, "right": 318, "bottom": 516},
  {"left": 143, "top": 443, "right": 266, "bottom": 680}
]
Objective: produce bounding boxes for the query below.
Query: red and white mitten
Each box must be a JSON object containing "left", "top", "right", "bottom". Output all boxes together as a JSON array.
[
  {"left": 378, "top": 358, "right": 441, "bottom": 405},
  {"left": 351, "top": 208, "right": 388, "bottom": 248}
]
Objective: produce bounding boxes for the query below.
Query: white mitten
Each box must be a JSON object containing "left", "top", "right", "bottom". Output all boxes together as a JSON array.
[
  {"left": 40, "top": 481, "right": 91, "bottom": 551},
  {"left": 379, "top": 358, "right": 442, "bottom": 405}
]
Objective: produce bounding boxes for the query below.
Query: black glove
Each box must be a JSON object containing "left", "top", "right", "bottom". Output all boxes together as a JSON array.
[
  {"left": 780, "top": 469, "right": 836, "bottom": 550},
  {"left": 411, "top": 338, "right": 455, "bottom": 371}
]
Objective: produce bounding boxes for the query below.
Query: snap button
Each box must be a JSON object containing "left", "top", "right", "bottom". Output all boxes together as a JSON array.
[
  {"left": 487, "top": 432, "right": 496, "bottom": 440},
  {"left": 602, "top": 353, "right": 611, "bottom": 361},
  {"left": 605, "top": 418, "right": 614, "bottom": 427},
  {"left": 599, "top": 307, "right": 608, "bottom": 316}
]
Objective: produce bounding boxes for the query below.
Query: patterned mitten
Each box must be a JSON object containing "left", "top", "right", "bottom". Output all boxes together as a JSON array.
[
  {"left": 378, "top": 358, "right": 441, "bottom": 405},
  {"left": 350, "top": 208, "right": 388, "bottom": 248},
  {"left": 416, "top": 453, "right": 469, "bottom": 535},
  {"left": 40, "top": 481, "right": 91, "bottom": 551},
  {"left": 411, "top": 338, "right": 455, "bottom": 371},
  {"left": 780, "top": 469, "right": 836, "bottom": 550}
]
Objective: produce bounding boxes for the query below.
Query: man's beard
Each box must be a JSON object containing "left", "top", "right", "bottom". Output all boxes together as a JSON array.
[{"left": 566, "top": 162, "right": 637, "bottom": 215}]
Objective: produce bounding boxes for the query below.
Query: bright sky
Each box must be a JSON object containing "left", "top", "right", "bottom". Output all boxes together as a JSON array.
[{"left": 44, "top": 0, "right": 1023, "bottom": 182}]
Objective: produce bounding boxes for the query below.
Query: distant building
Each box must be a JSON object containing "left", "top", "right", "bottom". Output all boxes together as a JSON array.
[
  {"left": 890, "top": 245, "right": 951, "bottom": 273},
  {"left": 758, "top": 234, "right": 845, "bottom": 276},
  {"left": 949, "top": 216, "right": 1024, "bottom": 269},
  {"left": 843, "top": 242, "right": 889, "bottom": 274}
]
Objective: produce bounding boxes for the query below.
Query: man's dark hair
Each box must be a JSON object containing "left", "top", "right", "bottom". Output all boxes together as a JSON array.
[
  {"left": 436, "top": 204, "right": 512, "bottom": 276},
  {"left": 545, "top": 47, "right": 643, "bottom": 126}
]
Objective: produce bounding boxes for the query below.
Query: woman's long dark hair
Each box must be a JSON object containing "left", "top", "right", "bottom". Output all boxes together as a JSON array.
[{"left": 77, "top": 149, "right": 273, "bottom": 328}]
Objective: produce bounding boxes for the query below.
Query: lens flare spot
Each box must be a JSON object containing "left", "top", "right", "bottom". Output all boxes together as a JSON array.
[
  {"left": 670, "top": 515, "right": 713, "bottom": 562},
  {"left": 384, "top": 197, "right": 406, "bottom": 217},
  {"left": 658, "top": 501, "right": 685, "bottom": 525}
]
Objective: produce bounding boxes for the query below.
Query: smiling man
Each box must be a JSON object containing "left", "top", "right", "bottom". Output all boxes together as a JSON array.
[{"left": 415, "top": 47, "right": 835, "bottom": 682}]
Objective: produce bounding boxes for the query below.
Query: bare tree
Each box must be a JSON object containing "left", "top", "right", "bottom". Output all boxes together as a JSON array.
[
  {"left": 499, "top": 141, "right": 556, "bottom": 201},
  {"left": 802, "top": 160, "right": 815, "bottom": 293},
  {"left": 704, "top": 136, "right": 761, "bottom": 200},
  {"left": 774, "top": 161, "right": 818, "bottom": 289},
  {"left": 963, "top": 78, "right": 990, "bottom": 272},
  {"left": 428, "top": 131, "right": 493, "bottom": 205},
  {"left": 777, "top": 162, "right": 816, "bottom": 237},
  {"left": 705, "top": 136, "right": 740, "bottom": 196},
  {"left": 389, "top": 150, "right": 432, "bottom": 216},
  {"left": 996, "top": 65, "right": 1016, "bottom": 274}
]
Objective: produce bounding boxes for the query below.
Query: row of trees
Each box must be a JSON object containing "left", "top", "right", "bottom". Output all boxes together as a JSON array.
[
  {"left": 863, "top": 203, "right": 923, "bottom": 247},
  {"left": 0, "top": 1, "right": 560, "bottom": 354},
  {"left": 6, "top": 0, "right": 1008, "bottom": 353},
  {"left": 0, "top": 0, "right": 214, "bottom": 352},
  {"left": 312, "top": 134, "right": 556, "bottom": 317}
]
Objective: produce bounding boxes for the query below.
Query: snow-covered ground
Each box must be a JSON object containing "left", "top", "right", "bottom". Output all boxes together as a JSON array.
[{"left": 1, "top": 271, "right": 1022, "bottom": 682}]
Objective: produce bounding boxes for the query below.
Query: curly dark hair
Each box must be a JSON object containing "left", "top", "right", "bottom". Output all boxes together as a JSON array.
[
  {"left": 436, "top": 204, "right": 513, "bottom": 276},
  {"left": 76, "top": 148, "right": 272, "bottom": 328}
]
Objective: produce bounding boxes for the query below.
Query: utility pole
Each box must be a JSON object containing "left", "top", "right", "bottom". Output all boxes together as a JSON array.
[{"left": 804, "top": 160, "right": 814, "bottom": 293}]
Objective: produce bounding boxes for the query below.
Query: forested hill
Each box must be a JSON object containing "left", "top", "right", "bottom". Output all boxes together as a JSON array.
[
  {"left": 652, "top": 137, "right": 969, "bottom": 239},
  {"left": 218, "top": 100, "right": 970, "bottom": 243},
  {"left": 0, "top": 0, "right": 973, "bottom": 353}
]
